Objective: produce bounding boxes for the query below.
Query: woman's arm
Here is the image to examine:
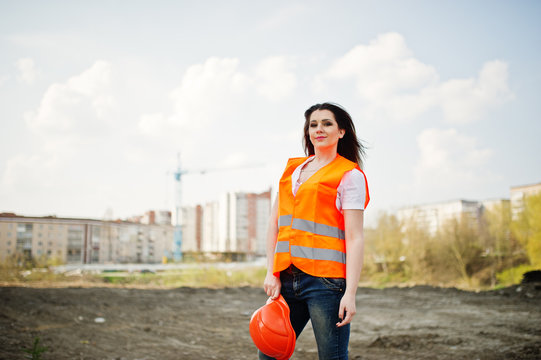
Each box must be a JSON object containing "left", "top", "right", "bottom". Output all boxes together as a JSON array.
[
  {"left": 336, "top": 209, "right": 364, "bottom": 327},
  {"left": 263, "top": 196, "right": 281, "bottom": 299}
]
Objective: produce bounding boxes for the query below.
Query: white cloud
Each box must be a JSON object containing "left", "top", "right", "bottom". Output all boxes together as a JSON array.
[
  {"left": 1, "top": 61, "right": 125, "bottom": 217},
  {"left": 15, "top": 57, "right": 38, "bottom": 84},
  {"left": 169, "top": 57, "right": 249, "bottom": 128},
  {"left": 316, "top": 32, "right": 439, "bottom": 120},
  {"left": 315, "top": 33, "right": 513, "bottom": 123},
  {"left": 325, "top": 33, "right": 439, "bottom": 99},
  {"left": 439, "top": 60, "right": 513, "bottom": 123},
  {"left": 24, "top": 60, "right": 113, "bottom": 143},
  {"left": 137, "top": 55, "right": 299, "bottom": 162},
  {"left": 414, "top": 128, "right": 493, "bottom": 198}
]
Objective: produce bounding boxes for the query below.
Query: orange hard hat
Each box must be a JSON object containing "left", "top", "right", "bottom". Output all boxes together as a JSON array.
[{"left": 249, "top": 295, "right": 296, "bottom": 360}]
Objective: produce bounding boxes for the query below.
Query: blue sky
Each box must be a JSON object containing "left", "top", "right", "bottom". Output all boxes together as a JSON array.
[{"left": 1, "top": 1, "right": 540, "bottom": 225}]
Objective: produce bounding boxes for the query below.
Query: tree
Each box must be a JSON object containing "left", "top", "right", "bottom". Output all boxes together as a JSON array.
[
  {"left": 481, "top": 202, "right": 511, "bottom": 264},
  {"left": 478, "top": 201, "right": 513, "bottom": 286},
  {"left": 364, "top": 212, "right": 404, "bottom": 276},
  {"left": 512, "top": 192, "right": 541, "bottom": 267},
  {"left": 437, "top": 214, "right": 483, "bottom": 286},
  {"left": 401, "top": 215, "right": 434, "bottom": 282}
]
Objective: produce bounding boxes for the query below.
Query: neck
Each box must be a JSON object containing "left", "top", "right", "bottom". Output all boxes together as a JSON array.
[{"left": 312, "top": 148, "right": 338, "bottom": 165}]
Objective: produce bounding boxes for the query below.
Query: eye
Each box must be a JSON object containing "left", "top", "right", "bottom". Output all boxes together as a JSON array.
[
  {"left": 324, "top": 121, "right": 333, "bottom": 126},
  {"left": 310, "top": 123, "right": 317, "bottom": 127}
]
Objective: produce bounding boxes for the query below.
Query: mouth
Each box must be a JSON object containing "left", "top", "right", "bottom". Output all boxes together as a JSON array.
[{"left": 315, "top": 136, "right": 326, "bottom": 140}]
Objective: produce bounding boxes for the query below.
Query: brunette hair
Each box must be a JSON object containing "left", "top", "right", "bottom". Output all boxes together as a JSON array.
[{"left": 303, "top": 102, "right": 366, "bottom": 168}]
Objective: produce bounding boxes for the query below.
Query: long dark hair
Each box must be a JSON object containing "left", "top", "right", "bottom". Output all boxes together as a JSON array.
[{"left": 303, "top": 102, "right": 366, "bottom": 168}]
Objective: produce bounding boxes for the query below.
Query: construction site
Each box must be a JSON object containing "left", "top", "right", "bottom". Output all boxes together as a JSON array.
[
  {"left": 1, "top": 171, "right": 541, "bottom": 359},
  {"left": 1, "top": 280, "right": 540, "bottom": 360}
]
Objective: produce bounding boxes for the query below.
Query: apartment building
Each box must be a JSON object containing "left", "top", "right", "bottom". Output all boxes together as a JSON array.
[
  {"left": 201, "top": 201, "right": 219, "bottom": 254},
  {"left": 247, "top": 191, "right": 272, "bottom": 255},
  {"left": 510, "top": 182, "right": 541, "bottom": 219},
  {"left": 1, "top": 188, "right": 272, "bottom": 263},
  {"left": 181, "top": 189, "right": 271, "bottom": 257},
  {"left": 181, "top": 205, "right": 203, "bottom": 253},
  {"left": 397, "top": 199, "right": 482, "bottom": 235},
  {"left": 0, "top": 213, "right": 174, "bottom": 264}
]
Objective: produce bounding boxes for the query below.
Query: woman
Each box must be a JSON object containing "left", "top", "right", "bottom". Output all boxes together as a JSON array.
[{"left": 261, "top": 102, "right": 369, "bottom": 360}]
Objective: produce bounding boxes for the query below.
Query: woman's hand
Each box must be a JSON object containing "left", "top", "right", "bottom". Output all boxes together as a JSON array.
[
  {"left": 263, "top": 272, "right": 281, "bottom": 299},
  {"left": 336, "top": 292, "right": 356, "bottom": 327}
]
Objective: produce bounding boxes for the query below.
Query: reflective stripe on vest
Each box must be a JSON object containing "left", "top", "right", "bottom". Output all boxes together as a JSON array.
[
  {"left": 274, "top": 241, "right": 346, "bottom": 264},
  {"left": 278, "top": 215, "right": 345, "bottom": 240},
  {"left": 292, "top": 218, "right": 345, "bottom": 240},
  {"left": 275, "top": 241, "right": 289, "bottom": 253},
  {"left": 291, "top": 245, "right": 346, "bottom": 264},
  {"left": 278, "top": 214, "right": 292, "bottom": 227}
]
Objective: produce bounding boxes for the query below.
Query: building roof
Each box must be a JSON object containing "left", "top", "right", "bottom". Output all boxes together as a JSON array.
[
  {"left": 510, "top": 182, "right": 541, "bottom": 191},
  {"left": 0, "top": 212, "right": 138, "bottom": 225}
]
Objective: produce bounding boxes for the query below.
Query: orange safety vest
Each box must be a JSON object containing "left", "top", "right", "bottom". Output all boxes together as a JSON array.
[{"left": 273, "top": 155, "right": 370, "bottom": 278}]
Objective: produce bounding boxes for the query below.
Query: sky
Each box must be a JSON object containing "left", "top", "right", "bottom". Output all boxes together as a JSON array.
[{"left": 1, "top": 0, "right": 540, "bottom": 227}]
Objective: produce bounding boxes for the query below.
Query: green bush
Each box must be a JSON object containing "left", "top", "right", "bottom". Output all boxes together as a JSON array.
[{"left": 496, "top": 264, "right": 535, "bottom": 287}]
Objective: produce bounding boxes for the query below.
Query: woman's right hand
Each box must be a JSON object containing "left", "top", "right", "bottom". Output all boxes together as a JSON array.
[{"left": 263, "top": 272, "right": 281, "bottom": 299}]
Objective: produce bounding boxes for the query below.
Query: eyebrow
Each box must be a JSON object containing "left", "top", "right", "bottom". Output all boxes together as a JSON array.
[{"left": 310, "top": 118, "right": 334, "bottom": 122}]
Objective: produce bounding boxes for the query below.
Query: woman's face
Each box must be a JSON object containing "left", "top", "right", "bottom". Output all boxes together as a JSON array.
[{"left": 308, "top": 109, "right": 345, "bottom": 152}]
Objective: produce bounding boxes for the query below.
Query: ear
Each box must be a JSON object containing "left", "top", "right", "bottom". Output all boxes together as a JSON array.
[{"left": 339, "top": 129, "right": 345, "bottom": 138}]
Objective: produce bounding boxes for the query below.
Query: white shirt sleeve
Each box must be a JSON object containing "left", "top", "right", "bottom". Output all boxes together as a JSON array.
[{"left": 336, "top": 168, "right": 366, "bottom": 211}]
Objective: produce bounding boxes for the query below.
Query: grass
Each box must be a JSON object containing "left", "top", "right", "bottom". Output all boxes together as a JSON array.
[
  {"left": 22, "top": 337, "right": 48, "bottom": 360},
  {"left": 496, "top": 264, "right": 537, "bottom": 288},
  {"left": 0, "top": 261, "right": 535, "bottom": 290},
  {"left": 0, "top": 264, "right": 268, "bottom": 288},
  {"left": 361, "top": 271, "right": 413, "bottom": 289}
]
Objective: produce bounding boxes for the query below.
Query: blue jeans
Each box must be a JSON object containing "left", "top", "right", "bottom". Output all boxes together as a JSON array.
[{"left": 259, "top": 265, "right": 350, "bottom": 360}]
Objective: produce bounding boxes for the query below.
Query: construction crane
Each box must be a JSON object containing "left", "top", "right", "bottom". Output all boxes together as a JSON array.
[{"left": 168, "top": 153, "right": 263, "bottom": 262}]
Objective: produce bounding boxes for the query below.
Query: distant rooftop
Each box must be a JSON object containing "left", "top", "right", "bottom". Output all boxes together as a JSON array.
[
  {"left": 510, "top": 182, "right": 541, "bottom": 191},
  {"left": 0, "top": 212, "right": 135, "bottom": 224}
]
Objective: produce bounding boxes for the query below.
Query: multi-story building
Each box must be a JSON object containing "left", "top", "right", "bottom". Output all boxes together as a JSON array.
[
  {"left": 247, "top": 191, "right": 272, "bottom": 256},
  {"left": 398, "top": 182, "right": 541, "bottom": 235},
  {"left": 481, "top": 198, "right": 511, "bottom": 212},
  {"left": 201, "top": 201, "right": 220, "bottom": 254},
  {"left": 142, "top": 210, "right": 172, "bottom": 226},
  {"left": 397, "top": 199, "right": 482, "bottom": 235},
  {"left": 0, "top": 213, "right": 174, "bottom": 264},
  {"left": 1, "top": 189, "right": 272, "bottom": 264},
  {"left": 222, "top": 189, "right": 271, "bottom": 256},
  {"left": 510, "top": 182, "right": 541, "bottom": 219},
  {"left": 181, "top": 205, "right": 203, "bottom": 253},
  {"left": 181, "top": 189, "right": 271, "bottom": 258}
]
